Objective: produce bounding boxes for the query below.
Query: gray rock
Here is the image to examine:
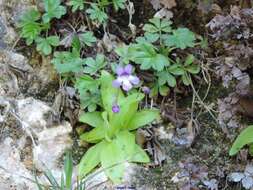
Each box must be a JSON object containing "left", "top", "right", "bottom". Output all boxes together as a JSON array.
[
  {"left": 0, "top": 97, "right": 73, "bottom": 189},
  {"left": 0, "top": 137, "right": 36, "bottom": 190}
]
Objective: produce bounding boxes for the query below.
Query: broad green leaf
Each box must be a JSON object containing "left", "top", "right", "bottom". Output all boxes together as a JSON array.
[
  {"left": 79, "top": 31, "right": 96, "bottom": 47},
  {"left": 143, "top": 17, "right": 171, "bottom": 34},
  {"left": 79, "top": 112, "right": 104, "bottom": 127},
  {"left": 168, "top": 64, "right": 184, "bottom": 75},
  {"left": 130, "top": 144, "right": 150, "bottom": 163},
  {"left": 167, "top": 73, "right": 177, "bottom": 87},
  {"left": 144, "top": 33, "right": 160, "bottom": 43},
  {"left": 36, "top": 37, "right": 52, "bottom": 55},
  {"left": 115, "top": 130, "right": 135, "bottom": 158},
  {"left": 182, "top": 73, "right": 191, "bottom": 86},
  {"left": 42, "top": 0, "right": 66, "bottom": 23},
  {"left": 75, "top": 76, "right": 102, "bottom": 112},
  {"left": 67, "top": 0, "right": 85, "bottom": 12},
  {"left": 47, "top": 36, "right": 60, "bottom": 46},
  {"left": 159, "top": 85, "right": 170, "bottom": 96},
  {"left": 83, "top": 54, "right": 107, "bottom": 75},
  {"left": 165, "top": 28, "right": 196, "bottom": 49},
  {"left": 80, "top": 126, "right": 107, "bottom": 143},
  {"left": 186, "top": 64, "right": 200, "bottom": 74},
  {"left": 152, "top": 54, "right": 170, "bottom": 71},
  {"left": 158, "top": 71, "right": 177, "bottom": 87},
  {"left": 88, "top": 103, "right": 97, "bottom": 112},
  {"left": 86, "top": 4, "right": 108, "bottom": 24},
  {"left": 115, "top": 45, "right": 131, "bottom": 64},
  {"left": 229, "top": 125, "right": 253, "bottom": 156},
  {"left": 79, "top": 91, "right": 101, "bottom": 112},
  {"left": 112, "top": 0, "right": 126, "bottom": 11},
  {"left": 79, "top": 141, "right": 107, "bottom": 177},
  {"left": 185, "top": 54, "right": 195, "bottom": 66},
  {"left": 100, "top": 141, "right": 125, "bottom": 184},
  {"left": 130, "top": 43, "right": 170, "bottom": 71},
  {"left": 75, "top": 75, "right": 100, "bottom": 92},
  {"left": 250, "top": 144, "right": 253, "bottom": 156},
  {"left": 35, "top": 36, "right": 59, "bottom": 55},
  {"left": 128, "top": 109, "right": 159, "bottom": 130},
  {"left": 51, "top": 51, "right": 85, "bottom": 73},
  {"left": 143, "top": 23, "right": 159, "bottom": 33},
  {"left": 18, "top": 9, "right": 42, "bottom": 45}
]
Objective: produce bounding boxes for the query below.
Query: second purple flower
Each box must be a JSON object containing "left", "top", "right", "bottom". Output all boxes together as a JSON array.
[{"left": 112, "top": 64, "right": 140, "bottom": 91}]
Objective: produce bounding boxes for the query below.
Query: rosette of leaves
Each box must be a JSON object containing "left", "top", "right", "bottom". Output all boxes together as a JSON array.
[{"left": 78, "top": 71, "right": 160, "bottom": 183}]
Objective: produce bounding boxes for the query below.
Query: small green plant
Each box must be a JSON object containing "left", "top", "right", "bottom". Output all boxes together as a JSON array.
[
  {"left": 75, "top": 75, "right": 102, "bottom": 112},
  {"left": 67, "top": 0, "right": 126, "bottom": 24},
  {"left": 17, "top": 1, "right": 205, "bottom": 186},
  {"left": 115, "top": 17, "right": 202, "bottom": 96},
  {"left": 78, "top": 71, "right": 159, "bottom": 183},
  {"left": 18, "top": 8, "right": 47, "bottom": 45},
  {"left": 18, "top": 0, "right": 67, "bottom": 54},
  {"left": 51, "top": 50, "right": 85, "bottom": 73},
  {"left": 42, "top": 0, "right": 66, "bottom": 23},
  {"left": 35, "top": 36, "right": 60, "bottom": 55},
  {"left": 34, "top": 152, "right": 86, "bottom": 190},
  {"left": 230, "top": 125, "right": 253, "bottom": 156},
  {"left": 86, "top": 3, "right": 108, "bottom": 24},
  {"left": 67, "top": 0, "right": 85, "bottom": 12}
]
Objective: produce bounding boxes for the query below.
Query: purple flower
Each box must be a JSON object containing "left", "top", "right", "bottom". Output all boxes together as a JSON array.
[
  {"left": 142, "top": 86, "right": 150, "bottom": 94},
  {"left": 112, "top": 104, "right": 120, "bottom": 113},
  {"left": 112, "top": 64, "right": 140, "bottom": 91}
]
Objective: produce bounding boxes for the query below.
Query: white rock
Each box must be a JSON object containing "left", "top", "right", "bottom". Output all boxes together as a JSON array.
[
  {"left": 16, "top": 97, "right": 53, "bottom": 133},
  {"left": 33, "top": 122, "right": 73, "bottom": 172},
  {"left": 0, "top": 138, "right": 36, "bottom": 190}
]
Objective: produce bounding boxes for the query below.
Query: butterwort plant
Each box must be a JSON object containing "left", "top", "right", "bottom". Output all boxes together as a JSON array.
[{"left": 78, "top": 71, "right": 159, "bottom": 183}]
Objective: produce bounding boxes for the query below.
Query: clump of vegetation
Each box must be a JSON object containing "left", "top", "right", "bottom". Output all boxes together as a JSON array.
[
  {"left": 18, "top": 0, "right": 203, "bottom": 185},
  {"left": 34, "top": 152, "right": 85, "bottom": 190},
  {"left": 115, "top": 17, "right": 204, "bottom": 96},
  {"left": 78, "top": 71, "right": 159, "bottom": 183}
]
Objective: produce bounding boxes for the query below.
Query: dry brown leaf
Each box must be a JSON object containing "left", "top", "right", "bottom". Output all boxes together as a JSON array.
[
  {"left": 154, "top": 8, "right": 174, "bottom": 19},
  {"left": 160, "top": 0, "right": 177, "bottom": 9},
  {"left": 149, "top": 0, "right": 161, "bottom": 10}
]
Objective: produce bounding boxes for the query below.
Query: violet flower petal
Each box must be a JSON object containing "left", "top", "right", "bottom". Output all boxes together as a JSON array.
[
  {"left": 112, "top": 79, "right": 122, "bottom": 88},
  {"left": 112, "top": 104, "right": 120, "bottom": 113},
  {"left": 129, "top": 75, "right": 140, "bottom": 85},
  {"left": 142, "top": 86, "right": 150, "bottom": 94},
  {"left": 116, "top": 66, "right": 124, "bottom": 76},
  {"left": 122, "top": 80, "right": 133, "bottom": 91},
  {"left": 124, "top": 64, "right": 133, "bottom": 75}
]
